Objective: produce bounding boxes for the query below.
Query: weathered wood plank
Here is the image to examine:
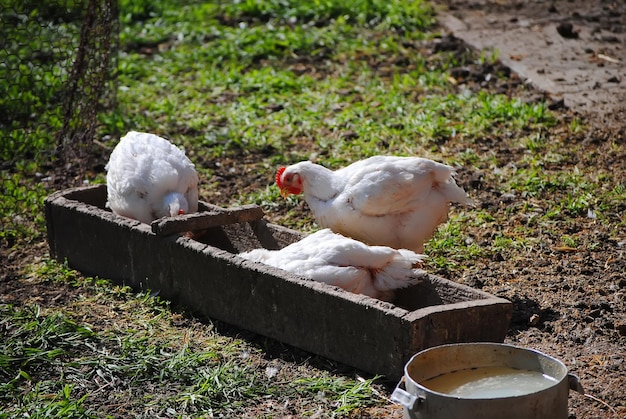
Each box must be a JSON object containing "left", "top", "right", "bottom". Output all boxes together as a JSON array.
[{"left": 150, "top": 204, "right": 265, "bottom": 235}]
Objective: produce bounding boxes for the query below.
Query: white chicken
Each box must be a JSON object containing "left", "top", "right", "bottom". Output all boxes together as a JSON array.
[
  {"left": 276, "top": 156, "right": 469, "bottom": 253},
  {"left": 105, "top": 131, "right": 199, "bottom": 224},
  {"left": 239, "top": 228, "right": 426, "bottom": 302}
]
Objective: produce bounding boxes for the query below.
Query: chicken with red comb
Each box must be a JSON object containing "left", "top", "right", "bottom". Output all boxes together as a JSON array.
[
  {"left": 276, "top": 166, "right": 303, "bottom": 197},
  {"left": 275, "top": 156, "right": 470, "bottom": 253}
]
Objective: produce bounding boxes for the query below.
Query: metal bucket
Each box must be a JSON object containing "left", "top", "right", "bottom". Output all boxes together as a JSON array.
[{"left": 391, "top": 343, "right": 583, "bottom": 419}]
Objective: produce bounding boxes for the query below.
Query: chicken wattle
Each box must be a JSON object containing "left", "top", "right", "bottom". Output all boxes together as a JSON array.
[
  {"left": 238, "top": 228, "right": 426, "bottom": 302},
  {"left": 105, "top": 131, "right": 199, "bottom": 224},
  {"left": 276, "top": 156, "right": 470, "bottom": 253}
]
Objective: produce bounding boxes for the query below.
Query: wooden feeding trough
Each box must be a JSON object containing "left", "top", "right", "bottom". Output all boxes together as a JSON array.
[{"left": 45, "top": 185, "right": 512, "bottom": 380}]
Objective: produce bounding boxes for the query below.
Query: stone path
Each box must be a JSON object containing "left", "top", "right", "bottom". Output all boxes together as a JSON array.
[{"left": 435, "top": 0, "right": 625, "bottom": 123}]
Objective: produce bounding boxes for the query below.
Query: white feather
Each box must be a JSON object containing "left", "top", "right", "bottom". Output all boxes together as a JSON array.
[
  {"left": 105, "top": 131, "right": 199, "bottom": 224},
  {"left": 239, "top": 229, "right": 427, "bottom": 302},
  {"left": 278, "top": 156, "right": 470, "bottom": 253}
]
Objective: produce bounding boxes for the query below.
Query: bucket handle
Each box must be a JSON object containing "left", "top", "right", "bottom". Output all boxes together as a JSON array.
[
  {"left": 391, "top": 374, "right": 583, "bottom": 410},
  {"left": 391, "top": 377, "right": 425, "bottom": 411},
  {"left": 568, "top": 373, "right": 584, "bottom": 394}
]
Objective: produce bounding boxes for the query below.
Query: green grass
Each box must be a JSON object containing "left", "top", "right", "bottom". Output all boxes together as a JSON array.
[
  {"left": 2, "top": 0, "right": 625, "bottom": 416},
  {"left": 1, "top": 260, "right": 385, "bottom": 417},
  {"left": 1, "top": 173, "right": 48, "bottom": 246},
  {"left": 0, "top": 0, "right": 82, "bottom": 163},
  {"left": 110, "top": 0, "right": 552, "bottom": 169},
  {"left": 0, "top": 304, "right": 98, "bottom": 418},
  {"left": 426, "top": 214, "right": 486, "bottom": 270}
]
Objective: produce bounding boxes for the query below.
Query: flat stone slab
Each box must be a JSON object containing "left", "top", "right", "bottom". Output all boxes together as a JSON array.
[
  {"left": 45, "top": 184, "right": 512, "bottom": 379},
  {"left": 437, "top": 0, "right": 625, "bottom": 119}
]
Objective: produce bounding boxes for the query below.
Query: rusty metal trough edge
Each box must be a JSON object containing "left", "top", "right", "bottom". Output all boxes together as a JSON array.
[{"left": 44, "top": 185, "right": 512, "bottom": 380}]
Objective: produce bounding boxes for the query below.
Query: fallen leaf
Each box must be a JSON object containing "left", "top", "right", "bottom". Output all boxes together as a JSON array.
[{"left": 553, "top": 245, "right": 578, "bottom": 252}]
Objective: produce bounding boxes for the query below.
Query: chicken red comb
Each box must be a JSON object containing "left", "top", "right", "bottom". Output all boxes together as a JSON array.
[{"left": 276, "top": 166, "right": 286, "bottom": 188}]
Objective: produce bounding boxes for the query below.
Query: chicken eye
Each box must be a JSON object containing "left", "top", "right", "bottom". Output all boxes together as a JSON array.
[{"left": 285, "top": 175, "right": 292, "bottom": 181}]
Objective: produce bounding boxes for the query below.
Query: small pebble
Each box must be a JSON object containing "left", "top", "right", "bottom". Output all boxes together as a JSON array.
[
  {"left": 556, "top": 22, "right": 579, "bottom": 39},
  {"left": 529, "top": 313, "right": 540, "bottom": 326}
]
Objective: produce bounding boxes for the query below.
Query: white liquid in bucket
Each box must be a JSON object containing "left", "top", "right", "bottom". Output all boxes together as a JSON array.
[{"left": 420, "top": 366, "right": 559, "bottom": 398}]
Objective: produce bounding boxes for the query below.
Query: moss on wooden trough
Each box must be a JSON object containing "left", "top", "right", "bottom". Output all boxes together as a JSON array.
[{"left": 45, "top": 184, "right": 512, "bottom": 380}]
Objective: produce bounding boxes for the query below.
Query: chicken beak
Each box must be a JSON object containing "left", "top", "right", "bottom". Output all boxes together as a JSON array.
[{"left": 279, "top": 188, "right": 290, "bottom": 198}]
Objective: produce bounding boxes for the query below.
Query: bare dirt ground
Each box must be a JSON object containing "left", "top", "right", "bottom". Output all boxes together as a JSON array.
[
  {"left": 433, "top": 1, "right": 626, "bottom": 418},
  {"left": 1, "top": 1, "right": 625, "bottom": 418}
]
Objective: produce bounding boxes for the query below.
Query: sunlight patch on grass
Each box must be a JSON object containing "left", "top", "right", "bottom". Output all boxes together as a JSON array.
[
  {"left": 292, "top": 375, "right": 384, "bottom": 415},
  {"left": 111, "top": 0, "right": 557, "bottom": 175},
  {"left": 426, "top": 214, "right": 486, "bottom": 270}
]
